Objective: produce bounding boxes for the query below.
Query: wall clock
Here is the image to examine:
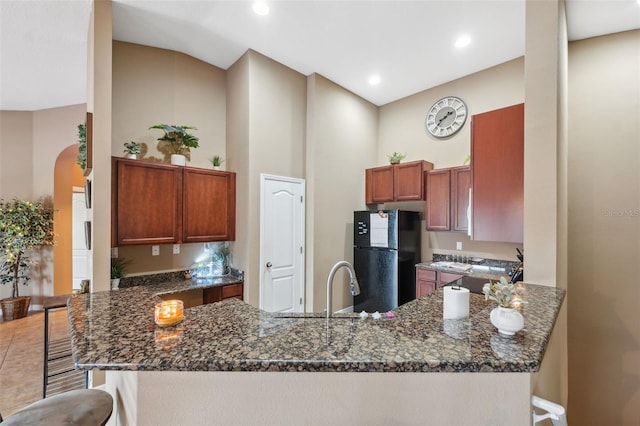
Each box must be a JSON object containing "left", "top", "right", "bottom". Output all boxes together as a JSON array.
[{"left": 425, "top": 96, "right": 468, "bottom": 138}]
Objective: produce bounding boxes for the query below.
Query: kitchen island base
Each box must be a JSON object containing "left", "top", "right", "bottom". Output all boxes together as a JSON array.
[{"left": 105, "top": 370, "right": 533, "bottom": 425}]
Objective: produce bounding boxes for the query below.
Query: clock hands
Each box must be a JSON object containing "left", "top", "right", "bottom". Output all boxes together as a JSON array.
[{"left": 437, "top": 110, "right": 454, "bottom": 125}]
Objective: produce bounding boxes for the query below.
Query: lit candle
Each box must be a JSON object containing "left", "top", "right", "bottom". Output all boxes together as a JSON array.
[{"left": 154, "top": 300, "right": 184, "bottom": 327}]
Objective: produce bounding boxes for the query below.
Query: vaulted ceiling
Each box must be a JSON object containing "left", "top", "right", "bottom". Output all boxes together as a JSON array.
[{"left": 1, "top": 0, "right": 638, "bottom": 111}]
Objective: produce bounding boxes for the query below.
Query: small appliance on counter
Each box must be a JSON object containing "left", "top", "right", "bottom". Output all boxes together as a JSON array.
[
  {"left": 353, "top": 210, "right": 421, "bottom": 312},
  {"left": 511, "top": 248, "right": 524, "bottom": 283}
]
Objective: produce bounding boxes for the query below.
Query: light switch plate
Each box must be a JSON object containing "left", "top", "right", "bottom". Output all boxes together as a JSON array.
[
  {"left": 456, "top": 242, "right": 462, "bottom": 250},
  {"left": 173, "top": 244, "right": 180, "bottom": 254},
  {"left": 152, "top": 245, "right": 160, "bottom": 256}
]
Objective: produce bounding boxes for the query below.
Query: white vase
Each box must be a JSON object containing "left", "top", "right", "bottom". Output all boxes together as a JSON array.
[
  {"left": 171, "top": 154, "right": 186, "bottom": 166},
  {"left": 490, "top": 306, "right": 524, "bottom": 336},
  {"left": 110, "top": 278, "right": 120, "bottom": 290},
  {"left": 125, "top": 153, "right": 137, "bottom": 159}
]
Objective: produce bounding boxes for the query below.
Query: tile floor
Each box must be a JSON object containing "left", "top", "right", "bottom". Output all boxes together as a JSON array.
[{"left": 0, "top": 308, "right": 70, "bottom": 418}]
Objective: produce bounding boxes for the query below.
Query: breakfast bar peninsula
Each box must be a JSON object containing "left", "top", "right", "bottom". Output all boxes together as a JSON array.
[{"left": 68, "top": 280, "right": 564, "bottom": 425}]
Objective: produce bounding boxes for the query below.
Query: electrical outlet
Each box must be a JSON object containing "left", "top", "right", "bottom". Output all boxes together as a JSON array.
[
  {"left": 152, "top": 245, "right": 160, "bottom": 256},
  {"left": 111, "top": 247, "right": 118, "bottom": 258},
  {"left": 173, "top": 244, "right": 180, "bottom": 254},
  {"left": 456, "top": 242, "right": 462, "bottom": 250}
]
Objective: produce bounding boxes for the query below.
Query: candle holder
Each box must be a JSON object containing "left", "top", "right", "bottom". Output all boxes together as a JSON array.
[{"left": 154, "top": 300, "right": 184, "bottom": 327}]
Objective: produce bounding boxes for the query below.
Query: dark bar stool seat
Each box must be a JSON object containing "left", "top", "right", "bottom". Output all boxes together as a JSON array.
[{"left": 1, "top": 389, "right": 113, "bottom": 426}]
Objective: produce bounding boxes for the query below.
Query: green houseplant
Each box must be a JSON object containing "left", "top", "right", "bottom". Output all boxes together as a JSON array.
[
  {"left": 387, "top": 152, "right": 406, "bottom": 164},
  {"left": 76, "top": 123, "right": 87, "bottom": 170},
  {"left": 149, "top": 124, "right": 199, "bottom": 165},
  {"left": 110, "top": 257, "right": 131, "bottom": 290},
  {"left": 209, "top": 155, "right": 224, "bottom": 170},
  {"left": 123, "top": 141, "right": 142, "bottom": 159},
  {"left": 0, "top": 198, "right": 55, "bottom": 320}
]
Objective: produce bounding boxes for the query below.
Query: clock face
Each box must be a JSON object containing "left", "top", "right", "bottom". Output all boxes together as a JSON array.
[{"left": 425, "top": 96, "right": 468, "bottom": 138}]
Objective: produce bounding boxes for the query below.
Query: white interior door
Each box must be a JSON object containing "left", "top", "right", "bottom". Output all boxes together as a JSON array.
[
  {"left": 72, "top": 191, "right": 90, "bottom": 291},
  {"left": 260, "top": 174, "right": 305, "bottom": 312}
]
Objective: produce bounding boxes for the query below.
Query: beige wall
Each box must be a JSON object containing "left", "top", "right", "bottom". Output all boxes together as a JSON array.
[
  {"left": 0, "top": 105, "right": 86, "bottom": 301},
  {"left": 0, "top": 111, "right": 33, "bottom": 200},
  {"left": 378, "top": 58, "right": 525, "bottom": 262},
  {"left": 111, "top": 41, "right": 227, "bottom": 273},
  {"left": 112, "top": 41, "right": 226, "bottom": 169},
  {"left": 306, "top": 74, "right": 378, "bottom": 312},
  {"left": 226, "top": 50, "right": 307, "bottom": 307},
  {"left": 226, "top": 52, "right": 251, "bottom": 301},
  {"left": 567, "top": 29, "right": 640, "bottom": 425},
  {"left": 525, "top": 0, "right": 569, "bottom": 409}
]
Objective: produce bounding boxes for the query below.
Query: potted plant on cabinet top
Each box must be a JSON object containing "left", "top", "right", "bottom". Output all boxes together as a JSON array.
[
  {"left": 110, "top": 257, "right": 131, "bottom": 290},
  {"left": 0, "top": 198, "right": 55, "bottom": 321},
  {"left": 76, "top": 122, "right": 87, "bottom": 170},
  {"left": 387, "top": 152, "right": 406, "bottom": 164},
  {"left": 123, "top": 141, "right": 142, "bottom": 159},
  {"left": 209, "top": 155, "right": 224, "bottom": 170},
  {"left": 149, "top": 124, "right": 199, "bottom": 166}
]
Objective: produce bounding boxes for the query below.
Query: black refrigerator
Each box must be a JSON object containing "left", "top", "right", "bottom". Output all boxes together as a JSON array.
[{"left": 353, "top": 210, "right": 421, "bottom": 312}]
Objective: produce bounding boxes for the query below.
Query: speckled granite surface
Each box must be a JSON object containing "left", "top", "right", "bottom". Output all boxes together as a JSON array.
[
  {"left": 68, "top": 281, "right": 564, "bottom": 373},
  {"left": 416, "top": 261, "right": 513, "bottom": 281}
]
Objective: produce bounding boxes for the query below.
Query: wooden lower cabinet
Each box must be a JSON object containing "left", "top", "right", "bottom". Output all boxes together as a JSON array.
[
  {"left": 415, "top": 268, "right": 464, "bottom": 298},
  {"left": 158, "top": 289, "right": 203, "bottom": 309},
  {"left": 416, "top": 268, "right": 437, "bottom": 298},
  {"left": 203, "top": 283, "right": 244, "bottom": 304}
]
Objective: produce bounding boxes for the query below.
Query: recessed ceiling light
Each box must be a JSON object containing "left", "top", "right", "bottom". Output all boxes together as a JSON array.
[
  {"left": 253, "top": 2, "right": 270, "bottom": 16},
  {"left": 454, "top": 35, "right": 471, "bottom": 48},
  {"left": 368, "top": 74, "right": 381, "bottom": 86}
]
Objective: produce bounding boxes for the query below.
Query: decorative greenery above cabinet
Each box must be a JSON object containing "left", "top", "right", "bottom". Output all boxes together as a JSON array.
[
  {"left": 111, "top": 158, "right": 236, "bottom": 247},
  {"left": 365, "top": 160, "right": 434, "bottom": 204}
]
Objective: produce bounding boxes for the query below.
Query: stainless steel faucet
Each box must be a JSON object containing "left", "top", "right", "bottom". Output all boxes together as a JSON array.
[{"left": 326, "top": 261, "right": 360, "bottom": 318}]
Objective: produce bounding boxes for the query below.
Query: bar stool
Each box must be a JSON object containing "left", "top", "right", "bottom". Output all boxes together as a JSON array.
[{"left": 0, "top": 389, "right": 113, "bottom": 426}]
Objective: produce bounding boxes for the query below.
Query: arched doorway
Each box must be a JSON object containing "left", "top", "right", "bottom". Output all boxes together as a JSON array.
[{"left": 53, "top": 145, "right": 86, "bottom": 296}]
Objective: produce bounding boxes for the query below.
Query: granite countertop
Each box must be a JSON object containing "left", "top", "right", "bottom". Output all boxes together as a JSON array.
[
  {"left": 68, "top": 280, "right": 564, "bottom": 373},
  {"left": 416, "top": 261, "right": 512, "bottom": 281}
]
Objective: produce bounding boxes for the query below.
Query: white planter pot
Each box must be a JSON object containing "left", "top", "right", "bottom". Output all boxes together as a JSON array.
[
  {"left": 110, "top": 278, "right": 120, "bottom": 290},
  {"left": 125, "top": 154, "right": 137, "bottom": 159},
  {"left": 171, "top": 154, "right": 186, "bottom": 166},
  {"left": 490, "top": 306, "right": 524, "bottom": 336}
]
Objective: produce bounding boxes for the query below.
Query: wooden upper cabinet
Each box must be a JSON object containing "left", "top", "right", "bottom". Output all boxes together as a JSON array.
[
  {"left": 366, "top": 166, "right": 395, "bottom": 204},
  {"left": 451, "top": 166, "right": 471, "bottom": 232},
  {"left": 182, "top": 167, "right": 236, "bottom": 243},
  {"left": 112, "top": 158, "right": 236, "bottom": 247},
  {"left": 471, "top": 103, "right": 524, "bottom": 243},
  {"left": 425, "top": 169, "right": 451, "bottom": 231},
  {"left": 112, "top": 158, "right": 182, "bottom": 246},
  {"left": 425, "top": 165, "right": 470, "bottom": 232},
  {"left": 366, "top": 160, "right": 433, "bottom": 204}
]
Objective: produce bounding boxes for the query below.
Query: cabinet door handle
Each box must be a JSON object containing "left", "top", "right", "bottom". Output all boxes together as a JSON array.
[{"left": 266, "top": 262, "right": 272, "bottom": 268}]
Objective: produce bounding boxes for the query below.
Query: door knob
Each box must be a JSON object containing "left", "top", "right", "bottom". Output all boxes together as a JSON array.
[{"left": 266, "top": 262, "right": 272, "bottom": 268}]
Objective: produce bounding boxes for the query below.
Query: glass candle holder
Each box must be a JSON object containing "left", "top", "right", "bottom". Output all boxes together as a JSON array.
[{"left": 154, "top": 300, "right": 184, "bottom": 327}]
